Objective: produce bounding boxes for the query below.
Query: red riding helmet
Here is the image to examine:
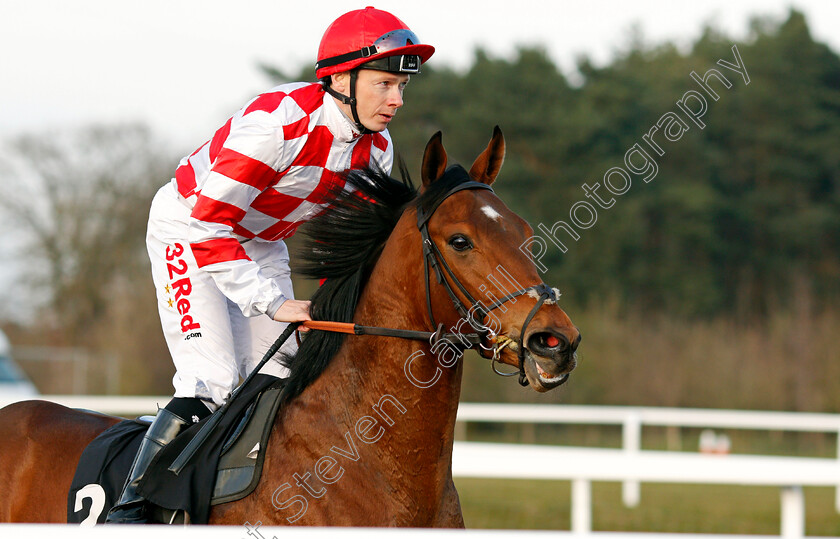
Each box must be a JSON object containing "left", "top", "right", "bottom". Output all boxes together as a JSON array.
[{"left": 316, "top": 7, "right": 435, "bottom": 79}]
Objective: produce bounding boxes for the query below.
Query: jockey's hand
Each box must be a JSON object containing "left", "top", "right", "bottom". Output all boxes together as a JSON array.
[{"left": 273, "top": 299, "right": 312, "bottom": 331}]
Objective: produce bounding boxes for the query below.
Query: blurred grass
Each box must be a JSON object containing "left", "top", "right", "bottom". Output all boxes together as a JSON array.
[{"left": 455, "top": 479, "right": 840, "bottom": 535}]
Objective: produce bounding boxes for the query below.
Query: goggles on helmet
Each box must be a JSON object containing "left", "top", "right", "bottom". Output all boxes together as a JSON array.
[
  {"left": 316, "top": 29, "right": 424, "bottom": 73},
  {"left": 370, "top": 29, "right": 421, "bottom": 54}
]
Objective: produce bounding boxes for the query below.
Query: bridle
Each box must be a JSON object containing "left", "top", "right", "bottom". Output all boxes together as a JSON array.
[
  {"left": 286, "top": 165, "right": 563, "bottom": 385},
  {"left": 301, "top": 165, "right": 563, "bottom": 386},
  {"left": 415, "top": 165, "right": 560, "bottom": 386}
]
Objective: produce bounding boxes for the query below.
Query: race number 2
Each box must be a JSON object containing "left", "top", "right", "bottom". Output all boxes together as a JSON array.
[{"left": 74, "top": 483, "right": 106, "bottom": 526}]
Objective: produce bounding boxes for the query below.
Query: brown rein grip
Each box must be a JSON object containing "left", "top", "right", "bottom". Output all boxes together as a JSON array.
[{"left": 301, "top": 320, "right": 358, "bottom": 334}]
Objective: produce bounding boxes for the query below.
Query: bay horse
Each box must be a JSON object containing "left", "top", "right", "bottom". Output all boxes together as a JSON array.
[{"left": 0, "top": 127, "right": 579, "bottom": 526}]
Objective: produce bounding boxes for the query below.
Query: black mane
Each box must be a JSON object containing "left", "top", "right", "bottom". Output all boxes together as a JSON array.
[{"left": 277, "top": 164, "right": 477, "bottom": 405}]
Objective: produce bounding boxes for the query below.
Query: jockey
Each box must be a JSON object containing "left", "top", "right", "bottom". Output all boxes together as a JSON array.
[{"left": 106, "top": 6, "right": 434, "bottom": 524}]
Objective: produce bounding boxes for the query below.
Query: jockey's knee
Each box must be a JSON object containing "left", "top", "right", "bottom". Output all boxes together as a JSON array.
[{"left": 163, "top": 397, "right": 214, "bottom": 426}]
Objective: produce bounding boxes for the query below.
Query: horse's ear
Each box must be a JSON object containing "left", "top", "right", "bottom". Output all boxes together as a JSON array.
[
  {"left": 469, "top": 125, "right": 505, "bottom": 185},
  {"left": 421, "top": 131, "right": 448, "bottom": 189}
]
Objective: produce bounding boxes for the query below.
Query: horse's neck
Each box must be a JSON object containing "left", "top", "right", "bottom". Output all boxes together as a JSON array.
[{"left": 289, "top": 235, "right": 463, "bottom": 487}]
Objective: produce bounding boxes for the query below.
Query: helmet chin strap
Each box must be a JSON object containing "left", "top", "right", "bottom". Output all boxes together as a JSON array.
[{"left": 323, "top": 70, "right": 374, "bottom": 135}]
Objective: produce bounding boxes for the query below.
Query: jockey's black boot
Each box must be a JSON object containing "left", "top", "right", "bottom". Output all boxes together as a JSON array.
[{"left": 105, "top": 408, "right": 188, "bottom": 524}]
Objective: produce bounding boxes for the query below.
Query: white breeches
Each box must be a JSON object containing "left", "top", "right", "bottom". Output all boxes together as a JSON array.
[{"left": 146, "top": 182, "right": 295, "bottom": 408}]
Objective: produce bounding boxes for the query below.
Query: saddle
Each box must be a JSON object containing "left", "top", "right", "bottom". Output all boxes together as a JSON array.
[{"left": 67, "top": 374, "right": 284, "bottom": 525}]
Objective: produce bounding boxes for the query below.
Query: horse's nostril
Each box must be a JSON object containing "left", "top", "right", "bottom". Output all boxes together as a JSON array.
[{"left": 530, "top": 332, "right": 568, "bottom": 352}]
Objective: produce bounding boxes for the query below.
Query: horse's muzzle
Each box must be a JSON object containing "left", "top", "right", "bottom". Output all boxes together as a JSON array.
[{"left": 523, "top": 328, "right": 581, "bottom": 392}]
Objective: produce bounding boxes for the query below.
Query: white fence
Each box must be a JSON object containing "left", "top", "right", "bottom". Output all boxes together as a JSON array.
[
  {"left": 452, "top": 442, "right": 840, "bottom": 537},
  {"left": 2, "top": 397, "right": 839, "bottom": 537},
  {"left": 455, "top": 403, "right": 840, "bottom": 511}
]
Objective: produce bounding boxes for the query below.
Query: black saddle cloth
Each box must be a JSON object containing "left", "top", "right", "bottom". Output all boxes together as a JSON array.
[
  {"left": 67, "top": 418, "right": 148, "bottom": 524},
  {"left": 67, "top": 374, "right": 281, "bottom": 524}
]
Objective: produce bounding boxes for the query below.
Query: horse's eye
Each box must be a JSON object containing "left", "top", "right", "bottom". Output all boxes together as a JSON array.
[{"left": 448, "top": 234, "right": 473, "bottom": 252}]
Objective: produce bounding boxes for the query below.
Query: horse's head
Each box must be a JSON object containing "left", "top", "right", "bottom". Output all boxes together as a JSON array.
[{"left": 417, "top": 127, "right": 580, "bottom": 392}]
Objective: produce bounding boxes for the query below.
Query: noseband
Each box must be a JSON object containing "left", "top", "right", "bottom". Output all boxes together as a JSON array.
[{"left": 417, "top": 165, "right": 559, "bottom": 386}]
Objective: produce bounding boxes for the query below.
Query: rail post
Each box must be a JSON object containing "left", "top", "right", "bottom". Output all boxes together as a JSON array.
[
  {"left": 836, "top": 426, "right": 840, "bottom": 513},
  {"left": 571, "top": 478, "right": 591, "bottom": 534},
  {"left": 622, "top": 411, "right": 641, "bottom": 507},
  {"left": 780, "top": 485, "right": 804, "bottom": 538}
]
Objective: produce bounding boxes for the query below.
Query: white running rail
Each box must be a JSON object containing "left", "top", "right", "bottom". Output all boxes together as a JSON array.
[
  {"left": 452, "top": 441, "right": 840, "bottom": 537},
  {"left": 455, "top": 403, "right": 840, "bottom": 512}
]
